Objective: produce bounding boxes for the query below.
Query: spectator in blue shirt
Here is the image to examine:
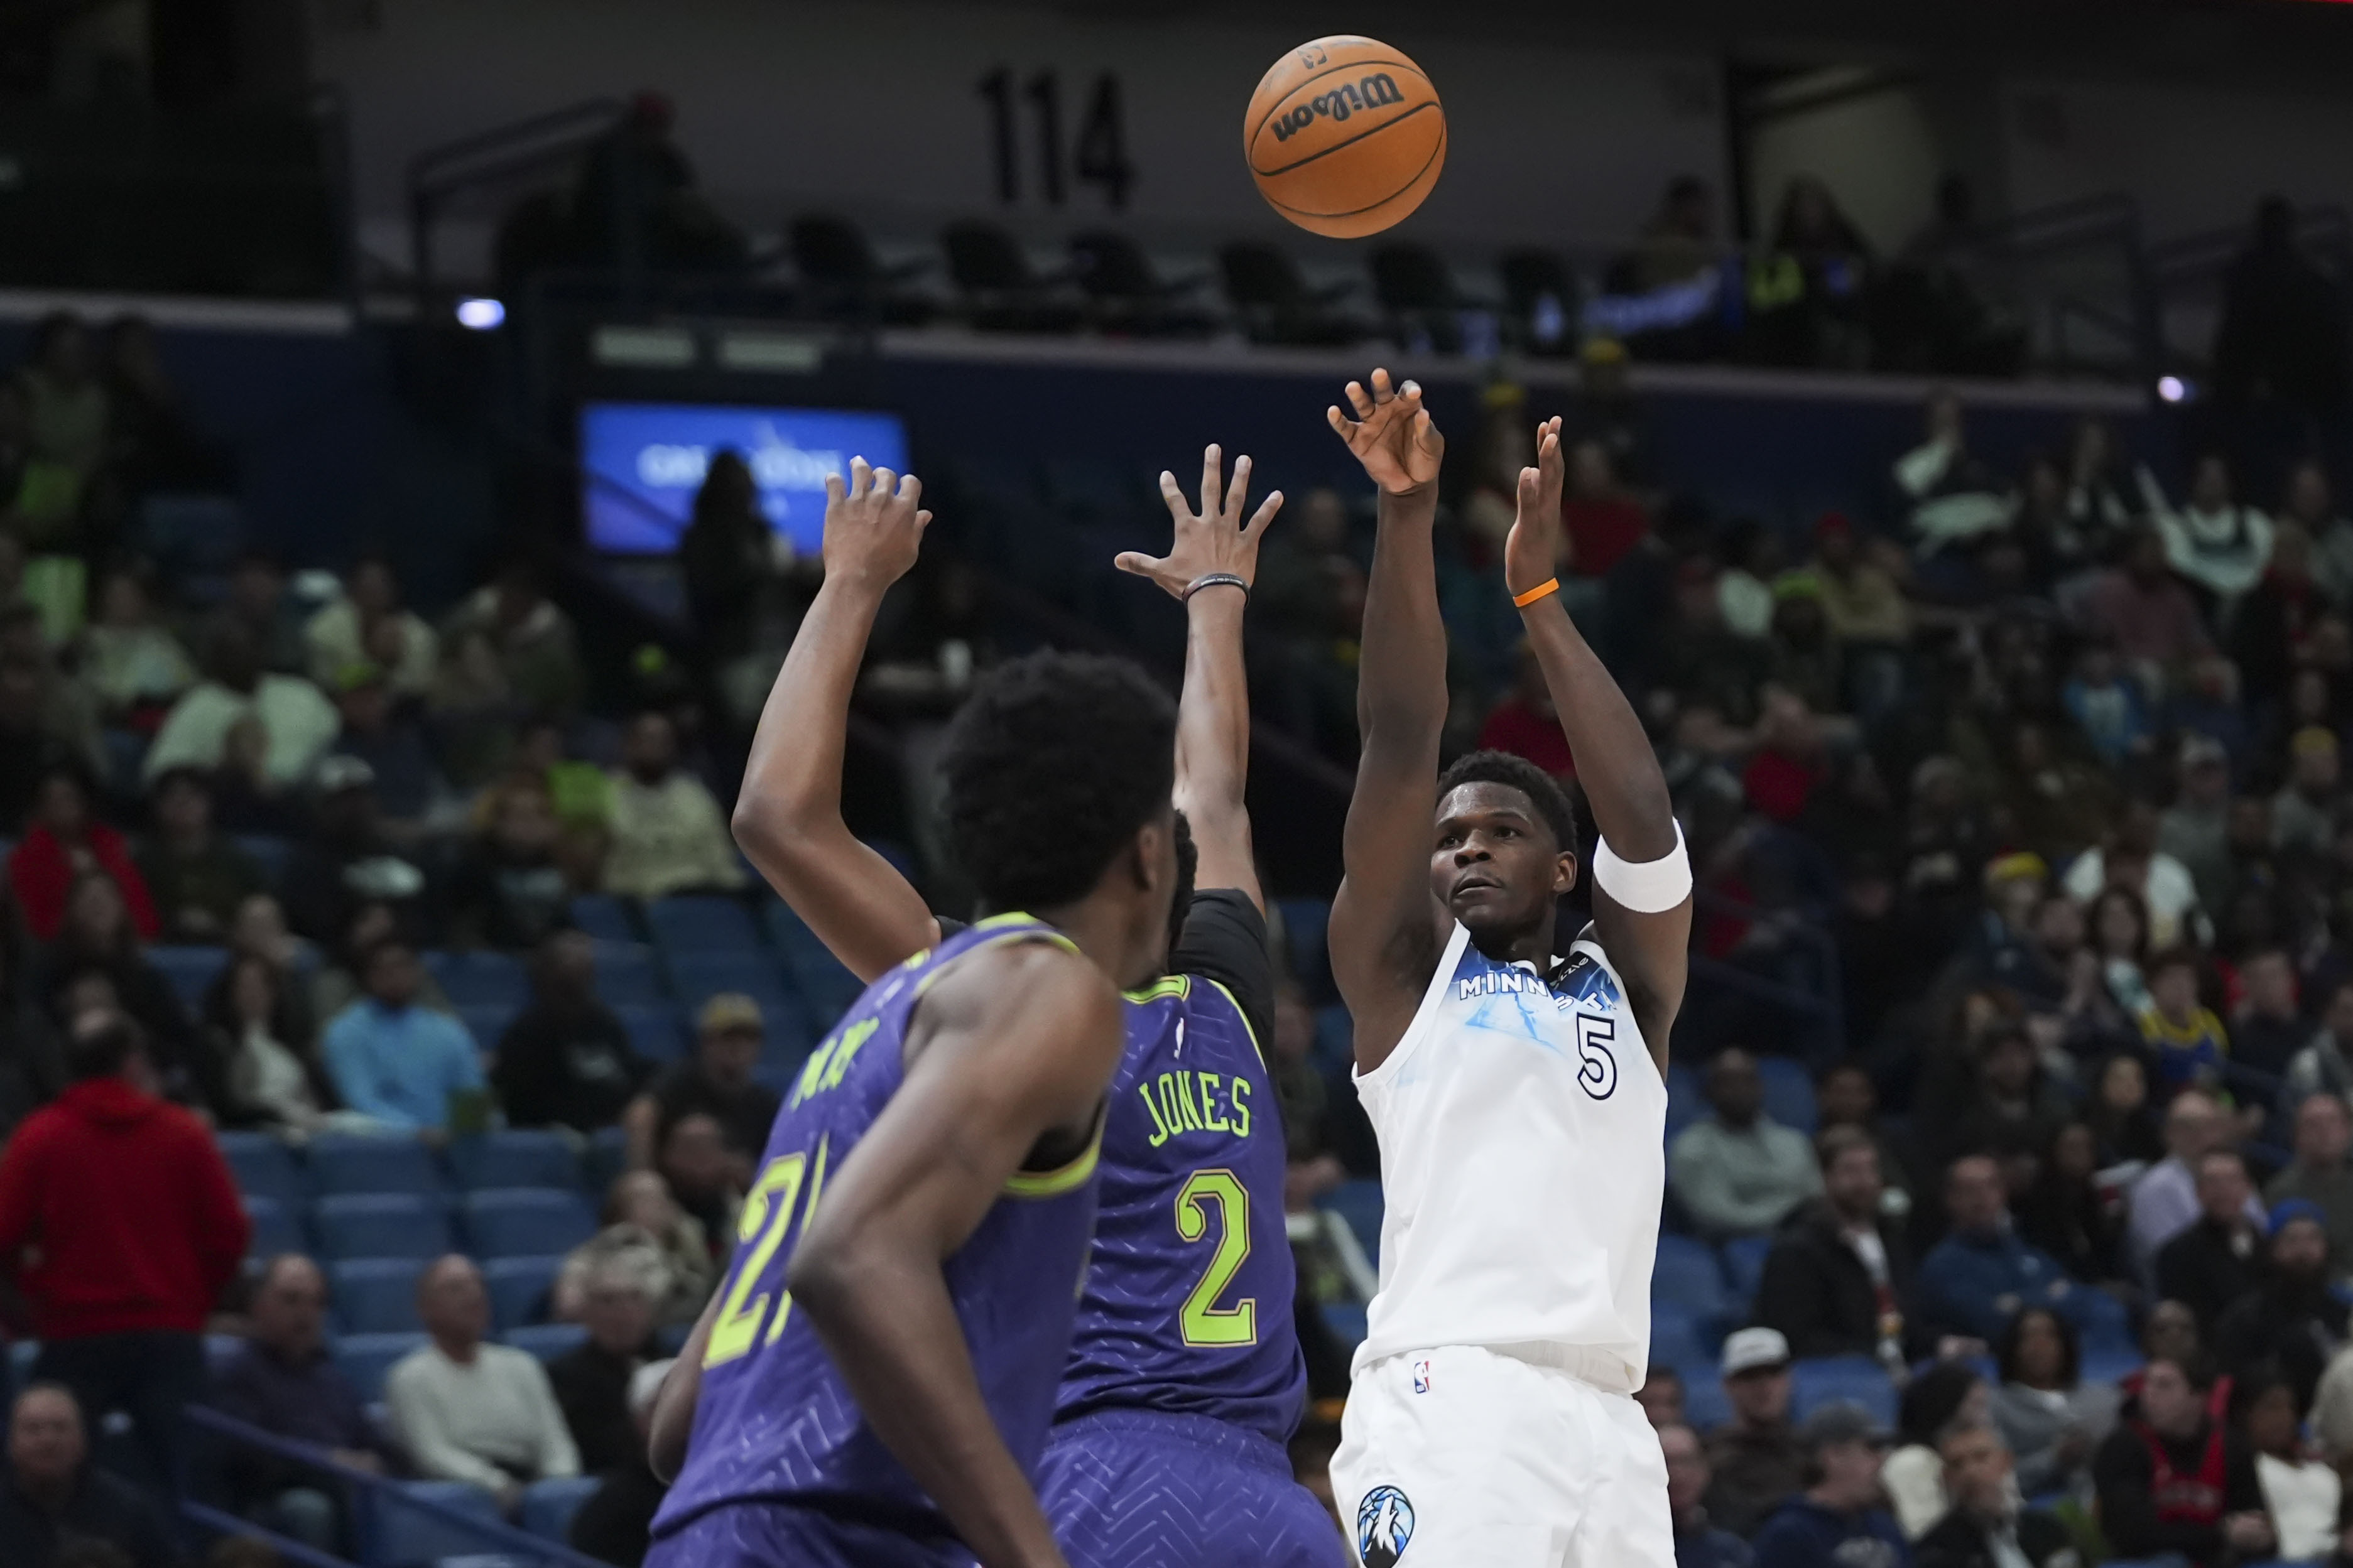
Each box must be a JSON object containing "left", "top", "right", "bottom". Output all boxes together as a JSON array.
[
  {"left": 1662, "top": 1420, "right": 1753, "bottom": 1568},
  {"left": 211, "top": 1253, "right": 403, "bottom": 1550},
  {"left": 1919, "top": 1154, "right": 2127, "bottom": 1345},
  {"left": 320, "top": 941, "right": 483, "bottom": 1134},
  {"left": 1753, "top": 1403, "right": 1910, "bottom": 1568}
]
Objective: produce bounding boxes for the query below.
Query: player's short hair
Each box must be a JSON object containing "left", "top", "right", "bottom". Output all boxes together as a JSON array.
[
  {"left": 1435, "top": 749, "right": 1579, "bottom": 853},
  {"left": 942, "top": 651, "right": 1177, "bottom": 912}
]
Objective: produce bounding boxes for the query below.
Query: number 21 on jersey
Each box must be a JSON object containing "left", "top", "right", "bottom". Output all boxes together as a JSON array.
[
  {"left": 1175, "top": 1167, "right": 1256, "bottom": 1347},
  {"left": 704, "top": 1137, "right": 831, "bottom": 1367}
]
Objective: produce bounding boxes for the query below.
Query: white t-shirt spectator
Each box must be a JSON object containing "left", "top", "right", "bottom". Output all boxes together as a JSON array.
[
  {"left": 144, "top": 675, "right": 341, "bottom": 787},
  {"left": 603, "top": 768, "right": 747, "bottom": 900},
  {"left": 386, "top": 1341, "right": 580, "bottom": 1491}
]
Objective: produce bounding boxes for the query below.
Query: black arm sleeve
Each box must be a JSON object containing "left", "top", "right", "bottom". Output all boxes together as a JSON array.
[{"left": 1170, "top": 890, "right": 1275, "bottom": 1049}]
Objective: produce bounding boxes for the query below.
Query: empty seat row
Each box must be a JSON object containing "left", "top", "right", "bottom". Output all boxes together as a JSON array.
[
  {"left": 320, "top": 1254, "right": 568, "bottom": 1335},
  {"left": 243, "top": 1187, "right": 598, "bottom": 1263},
  {"left": 220, "top": 1128, "right": 619, "bottom": 1204}
]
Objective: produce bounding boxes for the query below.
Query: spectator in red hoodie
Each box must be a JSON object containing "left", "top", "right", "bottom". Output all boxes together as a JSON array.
[
  {"left": 7, "top": 765, "right": 159, "bottom": 943},
  {"left": 0, "top": 1010, "right": 248, "bottom": 1493}
]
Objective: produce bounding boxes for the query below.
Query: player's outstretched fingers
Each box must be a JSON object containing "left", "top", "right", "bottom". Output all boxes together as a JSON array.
[
  {"left": 1200, "top": 443, "right": 1224, "bottom": 517},
  {"left": 1344, "top": 380, "right": 1375, "bottom": 418},
  {"left": 824, "top": 472, "right": 846, "bottom": 507},
  {"left": 1327, "top": 404, "right": 1354, "bottom": 438},
  {"left": 1158, "top": 468, "right": 1189, "bottom": 519},
  {"left": 1369, "top": 366, "right": 1395, "bottom": 401},
  {"left": 870, "top": 467, "right": 897, "bottom": 498},
  {"left": 1244, "top": 490, "right": 1284, "bottom": 543},
  {"left": 897, "top": 472, "right": 923, "bottom": 505},
  {"left": 848, "top": 455, "right": 873, "bottom": 500},
  {"left": 1224, "top": 454, "right": 1254, "bottom": 520}
]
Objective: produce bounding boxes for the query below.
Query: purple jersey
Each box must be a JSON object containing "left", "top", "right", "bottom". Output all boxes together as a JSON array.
[
  {"left": 1053, "top": 965, "right": 1306, "bottom": 1445},
  {"left": 653, "top": 914, "right": 1101, "bottom": 1547}
]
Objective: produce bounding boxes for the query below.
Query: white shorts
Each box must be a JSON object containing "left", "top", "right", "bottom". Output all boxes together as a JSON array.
[{"left": 1331, "top": 1345, "right": 1673, "bottom": 1568}]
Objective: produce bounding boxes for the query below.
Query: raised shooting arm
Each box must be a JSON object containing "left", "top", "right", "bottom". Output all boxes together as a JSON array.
[
  {"left": 1508, "top": 417, "right": 1688, "bottom": 1062},
  {"left": 1115, "top": 444, "right": 1283, "bottom": 911},
  {"left": 731, "top": 457, "right": 943, "bottom": 982},
  {"left": 1322, "top": 370, "right": 1451, "bottom": 1072}
]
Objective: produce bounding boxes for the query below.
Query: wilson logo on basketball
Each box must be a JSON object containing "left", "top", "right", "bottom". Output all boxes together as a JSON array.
[{"left": 1268, "top": 73, "right": 1407, "bottom": 140}]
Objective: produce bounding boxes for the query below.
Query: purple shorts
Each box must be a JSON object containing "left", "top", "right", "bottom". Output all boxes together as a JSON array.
[
  {"left": 1038, "top": 1409, "right": 1350, "bottom": 1568},
  {"left": 644, "top": 1500, "right": 975, "bottom": 1568}
]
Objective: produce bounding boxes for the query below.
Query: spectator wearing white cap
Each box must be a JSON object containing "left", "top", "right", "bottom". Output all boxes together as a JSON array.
[{"left": 1702, "top": 1327, "right": 1805, "bottom": 1539}]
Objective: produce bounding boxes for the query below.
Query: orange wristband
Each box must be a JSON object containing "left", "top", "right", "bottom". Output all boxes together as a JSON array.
[{"left": 1512, "top": 577, "right": 1560, "bottom": 608}]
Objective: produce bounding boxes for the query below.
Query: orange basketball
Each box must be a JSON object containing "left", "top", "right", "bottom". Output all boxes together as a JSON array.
[{"left": 1244, "top": 36, "right": 1445, "bottom": 239}]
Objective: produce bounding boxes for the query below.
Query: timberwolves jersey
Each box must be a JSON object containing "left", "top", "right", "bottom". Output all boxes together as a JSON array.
[
  {"left": 1351, "top": 922, "right": 1665, "bottom": 1391},
  {"left": 653, "top": 914, "right": 1102, "bottom": 1543},
  {"left": 1053, "top": 946, "right": 1305, "bottom": 1444}
]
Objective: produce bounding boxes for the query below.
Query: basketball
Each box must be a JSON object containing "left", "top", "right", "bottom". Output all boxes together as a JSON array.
[{"left": 1244, "top": 36, "right": 1445, "bottom": 239}]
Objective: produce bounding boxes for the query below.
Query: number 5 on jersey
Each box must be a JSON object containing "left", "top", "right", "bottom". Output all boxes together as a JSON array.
[
  {"left": 705, "top": 1138, "right": 831, "bottom": 1367},
  {"left": 1175, "top": 1168, "right": 1256, "bottom": 1347}
]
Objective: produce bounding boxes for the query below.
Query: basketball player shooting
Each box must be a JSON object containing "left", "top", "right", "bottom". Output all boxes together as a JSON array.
[{"left": 1321, "top": 372, "right": 1691, "bottom": 1568}]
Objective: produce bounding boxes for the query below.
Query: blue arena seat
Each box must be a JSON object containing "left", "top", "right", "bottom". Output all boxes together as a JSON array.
[
  {"left": 1720, "top": 1235, "right": 1773, "bottom": 1309},
  {"left": 646, "top": 895, "right": 763, "bottom": 953},
  {"left": 764, "top": 900, "right": 864, "bottom": 1024},
  {"left": 2080, "top": 1347, "right": 2146, "bottom": 1388},
  {"left": 307, "top": 1133, "right": 442, "bottom": 1196},
  {"left": 664, "top": 951, "right": 789, "bottom": 1008},
  {"left": 462, "top": 1189, "right": 598, "bottom": 1258},
  {"left": 591, "top": 943, "right": 666, "bottom": 1007},
  {"left": 1319, "top": 1179, "right": 1384, "bottom": 1267},
  {"left": 447, "top": 1130, "right": 580, "bottom": 1192},
  {"left": 567, "top": 895, "right": 638, "bottom": 944},
  {"left": 230, "top": 833, "right": 292, "bottom": 888},
  {"left": 1647, "top": 1304, "right": 1715, "bottom": 1378},
  {"left": 332, "top": 1331, "right": 427, "bottom": 1404},
  {"left": 1651, "top": 1235, "right": 1729, "bottom": 1324},
  {"left": 614, "top": 1003, "right": 688, "bottom": 1066},
  {"left": 1757, "top": 1056, "right": 1817, "bottom": 1136},
  {"left": 1312, "top": 1005, "right": 1354, "bottom": 1075},
  {"left": 1790, "top": 1355, "right": 1898, "bottom": 1427},
  {"left": 1663, "top": 1062, "right": 1703, "bottom": 1142},
  {"left": 244, "top": 1196, "right": 305, "bottom": 1259},
  {"left": 1682, "top": 1371, "right": 1732, "bottom": 1432},
  {"left": 1320, "top": 1302, "right": 1367, "bottom": 1350},
  {"left": 330, "top": 1260, "right": 429, "bottom": 1334},
  {"left": 151, "top": 945, "right": 229, "bottom": 1007},
  {"left": 521, "top": 1475, "right": 605, "bottom": 1543},
  {"left": 457, "top": 1004, "right": 519, "bottom": 1052},
  {"left": 313, "top": 1194, "right": 453, "bottom": 1261},
  {"left": 218, "top": 1130, "right": 305, "bottom": 1205},
  {"left": 482, "top": 1255, "right": 565, "bottom": 1331},
  {"left": 583, "top": 1127, "right": 630, "bottom": 1198},
  {"left": 426, "top": 951, "right": 530, "bottom": 1008},
  {"left": 504, "top": 1322, "right": 590, "bottom": 1361},
  {"left": 1273, "top": 897, "right": 1332, "bottom": 1001},
  {"left": 367, "top": 1477, "right": 504, "bottom": 1566}
]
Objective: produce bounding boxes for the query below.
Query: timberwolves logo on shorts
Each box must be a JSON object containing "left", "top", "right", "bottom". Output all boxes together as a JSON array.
[{"left": 1356, "top": 1484, "right": 1415, "bottom": 1566}]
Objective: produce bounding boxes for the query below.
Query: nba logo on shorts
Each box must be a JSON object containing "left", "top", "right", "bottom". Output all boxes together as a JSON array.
[
  {"left": 1356, "top": 1485, "right": 1415, "bottom": 1566},
  {"left": 1411, "top": 1360, "right": 1431, "bottom": 1394}
]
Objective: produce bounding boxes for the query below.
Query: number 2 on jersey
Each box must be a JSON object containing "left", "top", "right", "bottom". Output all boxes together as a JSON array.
[
  {"left": 705, "top": 1138, "right": 830, "bottom": 1367},
  {"left": 1174, "top": 1168, "right": 1256, "bottom": 1347}
]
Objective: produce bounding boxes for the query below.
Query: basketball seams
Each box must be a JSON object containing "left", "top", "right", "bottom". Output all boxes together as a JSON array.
[
  {"left": 1244, "top": 57, "right": 1426, "bottom": 147},
  {"left": 1261, "top": 125, "right": 1445, "bottom": 227},
  {"left": 1248, "top": 100, "right": 1442, "bottom": 181}
]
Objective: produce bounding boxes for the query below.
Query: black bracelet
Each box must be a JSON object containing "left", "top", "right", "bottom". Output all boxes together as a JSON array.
[{"left": 1183, "top": 572, "right": 1249, "bottom": 602}]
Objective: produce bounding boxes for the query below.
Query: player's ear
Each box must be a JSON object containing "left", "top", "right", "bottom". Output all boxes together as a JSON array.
[{"left": 1553, "top": 852, "right": 1578, "bottom": 897}]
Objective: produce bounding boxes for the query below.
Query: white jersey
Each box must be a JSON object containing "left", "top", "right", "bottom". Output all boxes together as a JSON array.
[{"left": 1352, "top": 921, "right": 1666, "bottom": 1391}]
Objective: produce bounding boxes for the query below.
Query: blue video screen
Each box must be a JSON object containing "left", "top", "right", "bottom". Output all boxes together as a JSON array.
[{"left": 579, "top": 401, "right": 912, "bottom": 554}]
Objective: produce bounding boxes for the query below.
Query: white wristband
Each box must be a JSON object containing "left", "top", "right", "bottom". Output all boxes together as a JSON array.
[{"left": 1592, "top": 821, "right": 1692, "bottom": 912}]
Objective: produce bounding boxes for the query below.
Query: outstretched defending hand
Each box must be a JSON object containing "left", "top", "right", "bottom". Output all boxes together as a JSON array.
[
  {"left": 1327, "top": 367, "right": 1444, "bottom": 497},
  {"left": 1116, "top": 443, "right": 1283, "bottom": 598},
  {"left": 1505, "top": 415, "right": 1565, "bottom": 598},
  {"left": 821, "top": 456, "right": 932, "bottom": 592}
]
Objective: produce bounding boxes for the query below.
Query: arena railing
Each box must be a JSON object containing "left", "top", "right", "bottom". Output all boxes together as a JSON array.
[{"left": 185, "top": 1404, "right": 611, "bottom": 1568}]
